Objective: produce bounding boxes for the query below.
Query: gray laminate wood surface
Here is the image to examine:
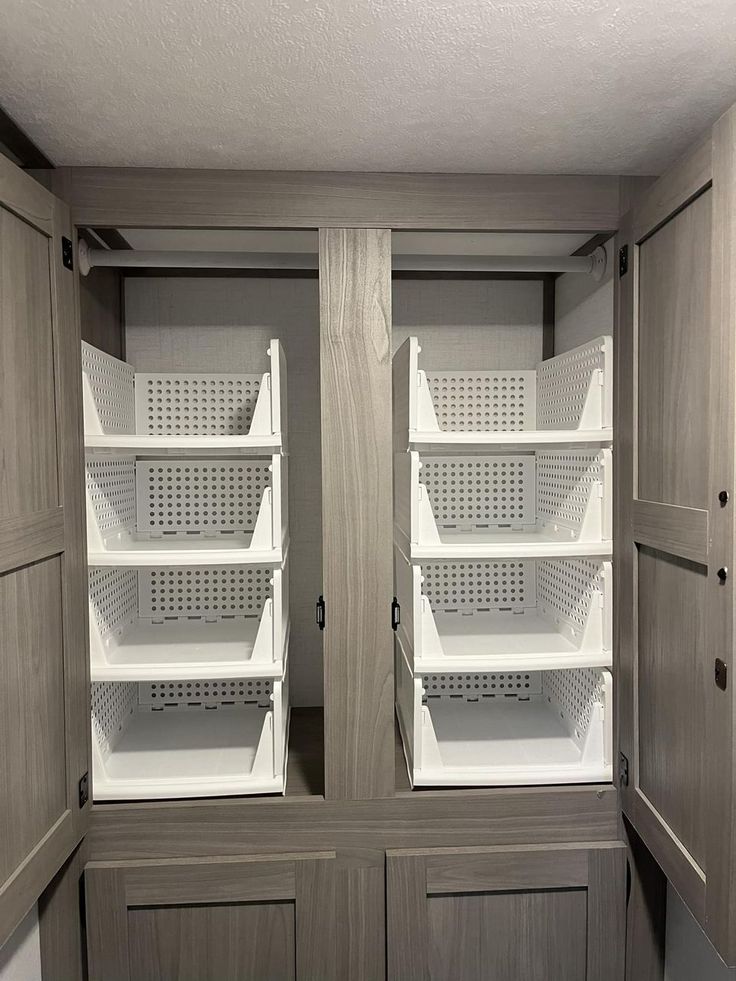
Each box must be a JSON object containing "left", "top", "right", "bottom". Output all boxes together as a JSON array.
[{"left": 319, "top": 227, "right": 394, "bottom": 800}]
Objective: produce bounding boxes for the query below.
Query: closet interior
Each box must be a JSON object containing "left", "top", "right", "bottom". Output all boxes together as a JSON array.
[
  {"left": 391, "top": 235, "right": 614, "bottom": 788},
  {"left": 78, "top": 227, "right": 614, "bottom": 800},
  {"left": 80, "top": 229, "right": 321, "bottom": 800}
]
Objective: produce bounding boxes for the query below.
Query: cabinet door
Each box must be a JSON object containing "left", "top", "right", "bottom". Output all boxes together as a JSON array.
[
  {"left": 85, "top": 852, "right": 337, "bottom": 981},
  {"left": 617, "top": 103, "right": 736, "bottom": 961},
  {"left": 0, "top": 156, "right": 89, "bottom": 944},
  {"left": 387, "top": 842, "right": 626, "bottom": 981}
]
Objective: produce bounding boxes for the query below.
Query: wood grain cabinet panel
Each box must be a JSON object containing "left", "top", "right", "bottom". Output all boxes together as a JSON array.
[
  {"left": 386, "top": 842, "right": 626, "bottom": 981},
  {"left": 0, "top": 153, "right": 89, "bottom": 947},
  {"left": 85, "top": 853, "right": 337, "bottom": 981}
]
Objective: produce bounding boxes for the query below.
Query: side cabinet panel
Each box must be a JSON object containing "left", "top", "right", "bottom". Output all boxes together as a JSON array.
[
  {"left": 386, "top": 842, "right": 626, "bottom": 981},
  {"left": 0, "top": 155, "right": 89, "bottom": 945},
  {"left": 85, "top": 853, "right": 337, "bottom": 981}
]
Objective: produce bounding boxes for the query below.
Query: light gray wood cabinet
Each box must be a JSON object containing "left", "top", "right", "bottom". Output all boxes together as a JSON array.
[
  {"left": 617, "top": 102, "right": 736, "bottom": 964},
  {"left": 85, "top": 853, "right": 337, "bottom": 981},
  {"left": 0, "top": 155, "right": 89, "bottom": 947},
  {"left": 387, "top": 843, "right": 626, "bottom": 981}
]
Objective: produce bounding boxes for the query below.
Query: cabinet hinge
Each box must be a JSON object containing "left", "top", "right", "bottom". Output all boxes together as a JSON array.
[
  {"left": 715, "top": 658, "right": 728, "bottom": 691},
  {"left": 618, "top": 244, "right": 628, "bottom": 277},
  {"left": 391, "top": 597, "right": 401, "bottom": 631},
  {"left": 62, "top": 236, "right": 74, "bottom": 271},
  {"left": 316, "top": 595, "right": 325, "bottom": 631},
  {"left": 78, "top": 771, "right": 89, "bottom": 807},
  {"left": 618, "top": 752, "right": 629, "bottom": 787}
]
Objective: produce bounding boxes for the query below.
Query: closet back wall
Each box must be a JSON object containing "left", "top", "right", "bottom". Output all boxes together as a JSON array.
[
  {"left": 392, "top": 279, "right": 543, "bottom": 366},
  {"left": 122, "top": 276, "right": 544, "bottom": 705},
  {"left": 124, "top": 276, "right": 322, "bottom": 706}
]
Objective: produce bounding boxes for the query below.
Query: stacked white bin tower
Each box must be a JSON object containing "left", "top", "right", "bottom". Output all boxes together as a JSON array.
[
  {"left": 82, "top": 341, "right": 289, "bottom": 800},
  {"left": 393, "top": 336, "right": 614, "bottom": 786}
]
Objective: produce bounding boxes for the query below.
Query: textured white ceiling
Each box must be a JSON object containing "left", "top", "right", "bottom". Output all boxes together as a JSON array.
[{"left": 2, "top": 0, "right": 736, "bottom": 174}]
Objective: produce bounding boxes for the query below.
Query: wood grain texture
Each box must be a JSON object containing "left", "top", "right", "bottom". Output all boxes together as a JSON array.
[
  {"left": 623, "top": 818, "right": 667, "bottom": 981},
  {"left": 618, "top": 131, "right": 718, "bottom": 949},
  {"left": 86, "top": 852, "right": 336, "bottom": 981},
  {"left": 38, "top": 842, "right": 88, "bottom": 981},
  {"left": 60, "top": 166, "right": 621, "bottom": 230},
  {"left": 633, "top": 134, "right": 712, "bottom": 243},
  {"left": 86, "top": 867, "right": 130, "bottom": 981},
  {"left": 122, "top": 857, "right": 297, "bottom": 905},
  {"left": 705, "top": 102, "right": 736, "bottom": 964},
  {"left": 0, "top": 152, "right": 54, "bottom": 233},
  {"left": 52, "top": 198, "right": 91, "bottom": 847},
  {"left": 387, "top": 853, "right": 427, "bottom": 981},
  {"left": 637, "top": 189, "right": 712, "bottom": 509},
  {"left": 638, "top": 547, "right": 708, "bottom": 870},
  {"left": 387, "top": 843, "right": 625, "bottom": 981},
  {"left": 335, "top": 863, "right": 384, "bottom": 981},
  {"left": 0, "top": 558, "right": 67, "bottom": 886},
  {"left": 0, "top": 206, "right": 58, "bottom": 518},
  {"left": 427, "top": 889, "right": 588, "bottom": 981},
  {"left": 424, "top": 844, "right": 589, "bottom": 893},
  {"left": 0, "top": 157, "right": 89, "bottom": 949},
  {"left": 631, "top": 499, "right": 709, "bottom": 565},
  {"left": 295, "top": 856, "right": 338, "bottom": 981},
  {"left": 320, "top": 227, "right": 394, "bottom": 800},
  {"left": 87, "top": 785, "right": 619, "bottom": 862},
  {"left": 0, "top": 508, "right": 64, "bottom": 574},
  {"left": 128, "top": 902, "right": 295, "bottom": 981},
  {"left": 587, "top": 843, "right": 627, "bottom": 981}
]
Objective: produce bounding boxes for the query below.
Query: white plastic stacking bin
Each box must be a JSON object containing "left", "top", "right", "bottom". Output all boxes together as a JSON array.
[
  {"left": 86, "top": 454, "right": 287, "bottom": 565},
  {"left": 393, "top": 335, "right": 612, "bottom": 451},
  {"left": 82, "top": 341, "right": 287, "bottom": 454},
  {"left": 395, "top": 639, "right": 612, "bottom": 787},
  {"left": 91, "top": 672, "right": 289, "bottom": 800},
  {"left": 394, "top": 449, "right": 611, "bottom": 559},
  {"left": 88, "top": 564, "right": 289, "bottom": 680},
  {"left": 395, "top": 550, "right": 611, "bottom": 672}
]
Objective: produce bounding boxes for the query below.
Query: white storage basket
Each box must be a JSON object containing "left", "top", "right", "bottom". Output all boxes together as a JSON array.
[
  {"left": 393, "top": 335, "right": 612, "bottom": 450},
  {"left": 91, "top": 671, "right": 289, "bottom": 800},
  {"left": 395, "top": 639, "right": 612, "bottom": 787},
  {"left": 86, "top": 454, "right": 287, "bottom": 565},
  {"left": 88, "top": 563, "right": 289, "bottom": 680},
  {"left": 82, "top": 341, "right": 287, "bottom": 454},
  {"left": 394, "top": 449, "right": 611, "bottom": 559},
  {"left": 395, "top": 550, "right": 611, "bottom": 671}
]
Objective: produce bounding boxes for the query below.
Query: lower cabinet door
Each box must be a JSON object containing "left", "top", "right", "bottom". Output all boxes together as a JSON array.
[
  {"left": 387, "top": 841, "right": 626, "bottom": 981},
  {"left": 85, "top": 852, "right": 337, "bottom": 981}
]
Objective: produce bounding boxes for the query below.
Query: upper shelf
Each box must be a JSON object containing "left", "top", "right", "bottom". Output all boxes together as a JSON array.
[
  {"left": 82, "top": 340, "right": 287, "bottom": 455},
  {"left": 393, "top": 335, "right": 612, "bottom": 452}
]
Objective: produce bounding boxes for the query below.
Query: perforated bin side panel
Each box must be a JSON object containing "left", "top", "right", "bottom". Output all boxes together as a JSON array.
[
  {"left": 536, "top": 451, "right": 602, "bottom": 533},
  {"left": 537, "top": 559, "right": 602, "bottom": 631},
  {"left": 138, "top": 567, "right": 272, "bottom": 618},
  {"left": 542, "top": 668, "right": 603, "bottom": 742},
  {"left": 536, "top": 339, "right": 606, "bottom": 429},
  {"left": 421, "top": 561, "right": 535, "bottom": 612},
  {"left": 422, "top": 672, "right": 542, "bottom": 697},
  {"left": 421, "top": 456, "right": 535, "bottom": 527},
  {"left": 425, "top": 371, "right": 535, "bottom": 431},
  {"left": 135, "top": 460, "right": 270, "bottom": 534},
  {"left": 92, "top": 682, "right": 137, "bottom": 754},
  {"left": 82, "top": 342, "right": 135, "bottom": 434},
  {"left": 89, "top": 569, "right": 138, "bottom": 638},
  {"left": 139, "top": 679, "right": 274, "bottom": 705},
  {"left": 86, "top": 456, "right": 137, "bottom": 535},
  {"left": 135, "top": 373, "right": 262, "bottom": 435}
]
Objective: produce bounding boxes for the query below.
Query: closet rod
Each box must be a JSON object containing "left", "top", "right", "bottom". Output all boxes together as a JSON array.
[{"left": 78, "top": 241, "right": 606, "bottom": 279}]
